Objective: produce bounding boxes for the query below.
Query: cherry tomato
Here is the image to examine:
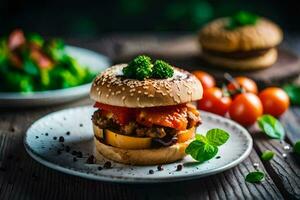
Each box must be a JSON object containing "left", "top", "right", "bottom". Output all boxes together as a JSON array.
[
  {"left": 192, "top": 70, "right": 216, "bottom": 90},
  {"left": 197, "top": 87, "right": 232, "bottom": 116},
  {"left": 259, "top": 87, "right": 290, "bottom": 117},
  {"left": 227, "top": 76, "right": 258, "bottom": 94},
  {"left": 229, "top": 93, "right": 263, "bottom": 126}
]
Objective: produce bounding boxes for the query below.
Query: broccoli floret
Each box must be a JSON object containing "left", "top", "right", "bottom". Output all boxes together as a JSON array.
[
  {"left": 226, "top": 11, "right": 258, "bottom": 30},
  {"left": 122, "top": 55, "right": 152, "bottom": 80},
  {"left": 152, "top": 60, "right": 174, "bottom": 79}
]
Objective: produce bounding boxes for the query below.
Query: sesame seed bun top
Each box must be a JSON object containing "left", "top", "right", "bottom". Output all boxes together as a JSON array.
[
  {"left": 199, "top": 18, "right": 283, "bottom": 52},
  {"left": 90, "top": 64, "right": 203, "bottom": 108}
]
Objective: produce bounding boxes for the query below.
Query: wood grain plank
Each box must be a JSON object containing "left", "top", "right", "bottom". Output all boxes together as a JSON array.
[
  {"left": 0, "top": 103, "right": 284, "bottom": 200},
  {"left": 250, "top": 127, "right": 300, "bottom": 199},
  {"left": 281, "top": 107, "right": 300, "bottom": 144}
]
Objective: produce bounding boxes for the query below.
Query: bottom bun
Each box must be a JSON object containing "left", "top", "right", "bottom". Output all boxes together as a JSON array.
[
  {"left": 201, "top": 48, "right": 277, "bottom": 70},
  {"left": 93, "top": 126, "right": 193, "bottom": 165}
]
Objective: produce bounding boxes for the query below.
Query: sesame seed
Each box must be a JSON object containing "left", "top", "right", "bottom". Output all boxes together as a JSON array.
[{"left": 122, "top": 96, "right": 126, "bottom": 100}]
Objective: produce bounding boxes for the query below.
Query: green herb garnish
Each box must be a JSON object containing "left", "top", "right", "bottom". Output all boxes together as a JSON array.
[
  {"left": 294, "top": 141, "right": 300, "bottom": 155},
  {"left": 185, "top": 128, "right": 229, "bottom": 163},
  {"left": 261, "top": 150, "right": 275, "bottom": 161},
  {"left": 226, "top": 11, "right": 259, "bottom": 30},
  {"left": 122, "top": 55, "right": 174, "bottom": 80},
  {"left": 283, "top": 84, "right": 300, "bottom": 105},
  {"left": 152, "top": 60, "right": 174, "bottom": 79},
  {"left": 257, "top": 115, "right": 285, "bottom": 140},
  {"left": 245, "top": 171, "right": 265, "bottom": 183}
]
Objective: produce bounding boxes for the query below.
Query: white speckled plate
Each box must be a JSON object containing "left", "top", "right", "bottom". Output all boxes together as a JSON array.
[
  {"left": 24, "top": 106, "right": 252, "bottom": 183},
  {"left": 0, "top": 46, "right": 110, "bottom": 107}
]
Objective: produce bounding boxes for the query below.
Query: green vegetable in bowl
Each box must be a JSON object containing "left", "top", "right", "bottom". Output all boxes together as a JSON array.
[{"left": 0, "top": 29, "right": 96, "bottom": 92}]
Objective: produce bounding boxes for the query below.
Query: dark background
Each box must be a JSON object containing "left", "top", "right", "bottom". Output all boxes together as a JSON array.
[{"left": 0, "top": 0, "right": 299, "bottom": 37}]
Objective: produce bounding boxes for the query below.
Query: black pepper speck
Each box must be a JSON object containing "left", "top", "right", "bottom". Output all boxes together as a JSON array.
[
  {"left": 98, "top": 166, "right": 103, "bottom": 171},
  {"left": 45, "top": 133, "right": 49, "bottom": 136},
  {"left": 103, "top": 161, "right": 112, "bottom": 169},
  {"left": 149, "top": 169, "right": 154, "bottom": 174},
  {"left": 176, "top": 164, "right": 183, "bottom": 171},
  {"left": 79, "top": 124, "right": 83, "bottom": 127},
  {"left": 157, "top": 165, "right": 163, "bottom": 171},
  {"left": 59, "top": 136, "right": 64, "bottom": 142},
  {"left": 35, "top": 136, "right": 39, "bottom": 139},
  {"left": 86, "top": 155, "right": 96, "bottom": 164},
  {"left": 66, "top": 131, "right": 70, "bottom": 135},
  {"left": 53, "top": 137, "right": 57, "bottom": 140}
]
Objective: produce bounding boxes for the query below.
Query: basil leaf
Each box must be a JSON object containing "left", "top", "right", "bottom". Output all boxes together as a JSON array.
[
  {"left": 195, "top": 134, "right": 207, "bottom": 142},
  {"left": 245, "top": 171, "right": 265, "bottom": 183},
  {"left": 206, "top": 128, "right": 230, "bottom": 146},
  {"left": 185, "top": 140, "right": 218, "bottom": 163},
  {"left": 283, "top": 84, "right": 300, "bottom": 105},
  {"left": 257, "top": 115, "right": 285, "bottom": 139},
  {"left": 294, "top": 141, "right": 300, "bottom": 155},
  {"left": 261, "top": 150, "right": 275, "bottom": 161}
]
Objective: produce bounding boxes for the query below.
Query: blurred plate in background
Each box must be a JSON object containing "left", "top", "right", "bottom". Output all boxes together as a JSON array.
[{"left": 0, "top": 46, "right": 110, "bottom": 107}]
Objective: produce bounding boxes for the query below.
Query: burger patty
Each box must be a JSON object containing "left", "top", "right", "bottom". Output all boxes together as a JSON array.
[
  {"left": 202, "top": 48, "right": 271, "bottom": 59},
  {"left": 92, "top": 109, "right": 201, "bottom": 139}
]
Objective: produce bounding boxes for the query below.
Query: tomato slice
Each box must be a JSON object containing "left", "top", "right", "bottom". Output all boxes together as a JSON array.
[
  {"left": 136, "top": 104, "right": 188, "bottom": 130},
  {"left": 94, "top": 103, "right": 193, "bottom": 130},
  {"left": 94, "top": 102, "right": 135, "bottom": 125}
]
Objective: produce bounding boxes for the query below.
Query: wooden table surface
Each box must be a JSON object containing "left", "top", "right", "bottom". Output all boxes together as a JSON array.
[{"left": 1, "top": 34, "right": 300, "bottom": 200}]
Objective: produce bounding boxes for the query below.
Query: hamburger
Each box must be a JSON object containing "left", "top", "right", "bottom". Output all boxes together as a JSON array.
[
  {"left": 199, "top": 11, "right": 283, "bottom": 70},
  {"left": 90, "top": 55, "right": 203, "bottom": 165}
]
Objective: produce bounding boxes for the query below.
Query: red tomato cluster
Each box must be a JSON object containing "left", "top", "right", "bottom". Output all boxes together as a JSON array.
[{"left": 192, "top": 70, "right": 290, "bottom": 126}]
